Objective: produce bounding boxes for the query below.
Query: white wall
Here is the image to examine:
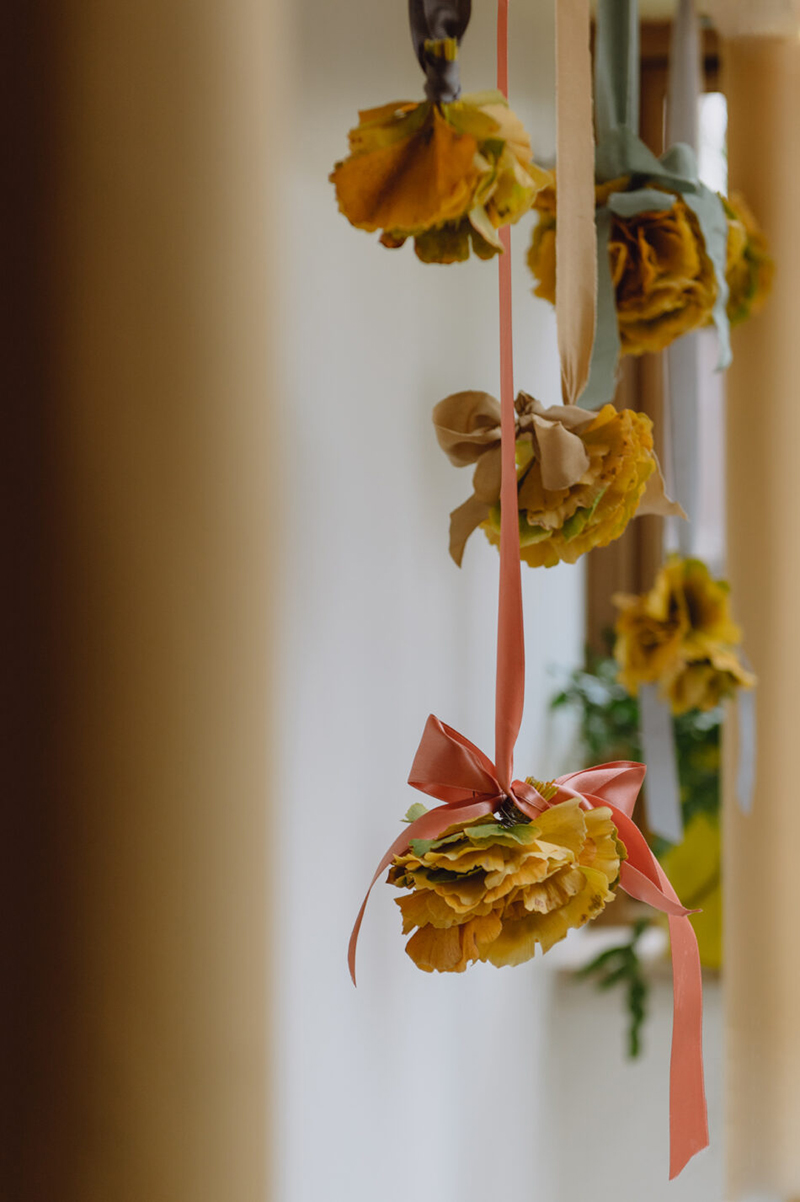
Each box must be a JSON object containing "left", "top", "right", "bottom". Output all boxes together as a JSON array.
[
  {"left": 545, "top": 967, "right": 723, "bottom": 1201},
  {"left": 274, "top": 2, "right": 722, "bottom": 1199}
]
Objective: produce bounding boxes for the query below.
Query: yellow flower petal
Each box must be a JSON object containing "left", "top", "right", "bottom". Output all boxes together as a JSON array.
[
  {"left": 405, "top": 913, "right": 503, "bottom": 973},
  {"left": 331, "top": 104, "right": 479, "bottom": 234}
]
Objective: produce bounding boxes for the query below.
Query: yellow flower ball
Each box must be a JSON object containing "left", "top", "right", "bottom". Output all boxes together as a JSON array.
[
  {"left": 482, "top": 404, "right": 659, "bottom": 569},
  {"left": 528, "top": 177, "right": 717, "bottom": 355},
  {"left": 614, "top": 556, "right": 755, "bottom": 714},
  {"left": 330, "top": 87, "right": 550, "bottom": 264},
  {"left": 389, "top": 791, "right": 626, "bottom": 972}
]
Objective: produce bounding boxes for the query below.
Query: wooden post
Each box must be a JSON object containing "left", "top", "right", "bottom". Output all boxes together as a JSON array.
[
  {"left": 1, "top": 2, "right": 281, "bottom": 1197},
  {"left": 723, "top": 34, "right": 800, "bottom": 1202}
]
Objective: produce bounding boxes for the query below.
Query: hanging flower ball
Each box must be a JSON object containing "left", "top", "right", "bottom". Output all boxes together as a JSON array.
[
  {"left": 613, "top": 555, "right": 755, "bottom": 715},
  {"left": 330, "top": 52, "right": 550, "bottom": 264},
  {"left": 433, "top": 390, "right": 682, "bottom": 570},
  {"left": 528, "top": 177, "right": 718, "bottom": 355},
  {"left": 389, "top": 789, "right": 626, "bottom": 972}
]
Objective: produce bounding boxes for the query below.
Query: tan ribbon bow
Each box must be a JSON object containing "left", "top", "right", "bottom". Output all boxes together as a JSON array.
[{"left": 433, "top": 389, "right": 683, "bottom": 566}]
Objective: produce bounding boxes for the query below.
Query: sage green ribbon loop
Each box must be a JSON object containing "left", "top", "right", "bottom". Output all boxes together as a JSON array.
[
  {"left": 594, "top": 0, "right": 639, "bottom": 146},
  {"left": 581, "top": 0, "right": 732, "bottom": 410}
]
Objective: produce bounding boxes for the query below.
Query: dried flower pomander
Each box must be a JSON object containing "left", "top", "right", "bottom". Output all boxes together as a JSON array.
[
  {"left": 330, "top": 70, "right": 550, "bottom": 263},
  {"left": 389, "top": 785, "right": 626, "bottom": 972},
  {"left": 724, "top": 192, "right": 774, "bottom": 327},
  {"left": 528, "top": 177, "right": 718, "bottom": 355},
  {"left": 613, "top": 555, "right": 755, "bottom": 715},
  {"left": 433, "top": 390, "right": 683, "bottom": 569},
  {"left": 529, "top": 177, "right": 773, "bottom": 352}
]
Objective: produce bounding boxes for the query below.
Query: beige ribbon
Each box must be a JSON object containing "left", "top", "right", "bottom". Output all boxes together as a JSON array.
[
  {"left": 433, "top": 390, "right": 682, "bottom": 565},
  {"left": 555, "top": 0, "right": 597, "bottom": 404}
]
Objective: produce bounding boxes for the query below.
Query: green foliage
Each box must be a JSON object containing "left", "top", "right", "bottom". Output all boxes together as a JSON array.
[
  {"left": 403, "top": 802, "right": 429, "bottom": 824},
  {"left": 551, "top": 649, "right": 641, "bottom": 763},
  {"left": 574, "top": 919, "right": 651, "bottom": 1058}
]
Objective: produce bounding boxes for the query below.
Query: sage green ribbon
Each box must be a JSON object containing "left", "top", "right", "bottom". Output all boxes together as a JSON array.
[
  {"left": 581, "top": 0, "right": 731, "bottom": 410},
  {"left": 665, "top": 0, "right": 702, "bottom": 558}
]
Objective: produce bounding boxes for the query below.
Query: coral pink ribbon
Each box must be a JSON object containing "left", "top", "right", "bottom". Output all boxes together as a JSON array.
[{"left": 349, "top": 0, "right": 707, "bottom": 1180}]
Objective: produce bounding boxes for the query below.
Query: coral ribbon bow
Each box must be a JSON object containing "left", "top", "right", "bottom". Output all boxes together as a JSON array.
[{"left": 348, "top": 716, "right": 708, "bottom": 1178}]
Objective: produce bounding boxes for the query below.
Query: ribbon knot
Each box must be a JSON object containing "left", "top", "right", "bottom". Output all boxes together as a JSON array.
[{"left": 432, "top": 390, "right": 682, "bottom": 567}]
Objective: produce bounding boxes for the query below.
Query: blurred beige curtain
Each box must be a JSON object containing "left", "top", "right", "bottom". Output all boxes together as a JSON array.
[
  {"left": 707, "top": 0, "right": 800, "bottom": 38},
  {"left": 722, "top": 28, "right": 800, "bottom": 1202},
  {"left": 1, "top": 2, "right": 281, "bottom": 1199}
]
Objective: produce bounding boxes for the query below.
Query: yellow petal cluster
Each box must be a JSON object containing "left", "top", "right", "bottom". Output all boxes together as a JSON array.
[
  {"left": 330, "top": 84, "right": 550, "bottom": 264},
  {"left": 614, "top": 555, "right": 755, "bottom": 714},
  {"left": 482, "top": 404, "right": 659, "bottom": 569},
  {"left": 389, "top": 790, "right": 626, "bottom": 973},
  {"left": 528, "top": 178, "right": 718, "bottom": 354},
  {"left": 724, "top": 192, "right": 774, "bottom": 327}
]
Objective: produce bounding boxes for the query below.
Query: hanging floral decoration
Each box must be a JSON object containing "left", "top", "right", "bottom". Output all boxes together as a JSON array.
[
  {"left": 432, "top": 389, "right": 683, "bottom": 569},
  {"left": 613, "top": 555, "right": 755, "bottom": 714},
  {"left": 528, "top": 177, "right": 773, "bottom": 354},
  {"left": 350, "top": 716, "right": 693, "bottom": 990},
  {"left": 330, "top": 1, "right": 549, "bottom": 262},
  {"left": 348, "top": 0, "right": 708, "bottom": 1178}
]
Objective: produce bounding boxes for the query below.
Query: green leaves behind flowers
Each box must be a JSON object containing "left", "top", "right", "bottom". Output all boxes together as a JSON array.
[{"left": 575, "top": 919, "right": 651, "bottom": 1059}]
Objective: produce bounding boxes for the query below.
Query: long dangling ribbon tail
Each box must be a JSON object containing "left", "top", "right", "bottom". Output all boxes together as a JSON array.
[
  {"left": 661, "top": 874, "right": 709, "bottom": 1177},
  {"left": 617, "top": 806, "right": 709, "bottom": 1176},
  {"left": 556, "top": 762, "right": 708, "bottom": 1174}
]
